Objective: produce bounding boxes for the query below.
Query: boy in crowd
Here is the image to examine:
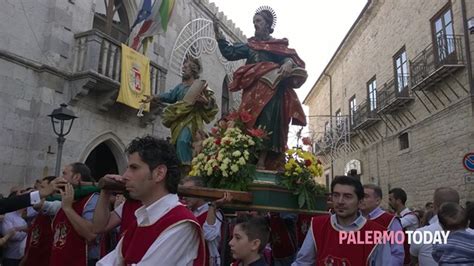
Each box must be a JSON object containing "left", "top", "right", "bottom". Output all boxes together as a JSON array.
[{"left": 229, "top": 215, "right": 270, "bottom": 266}]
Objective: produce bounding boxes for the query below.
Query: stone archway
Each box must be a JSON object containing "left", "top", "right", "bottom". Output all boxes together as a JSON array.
[{"left": 79, "top": 131, "right": 127, "bottom": 180}]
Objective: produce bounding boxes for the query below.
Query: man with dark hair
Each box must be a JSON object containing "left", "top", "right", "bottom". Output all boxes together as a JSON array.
[
  {"left": 145, "top": 57, "right": 218, "bottom": 166},
  {"left": 432, "top": 202, "right": 474, "bottom": 265},
  {"left": 360, "top": 184, "right": 404, "bottom": 265},
  {"left": 388, "top": 187, "right": 418, "bottom": 265},
  {"left": 97, "top": 136, "right": 205, "bottom": 265},
  {"left": 39, "top": 162, "right": 100, "bottom": 266},
  {"left": 410, "top": 187, "right": 471, "bottom": 266},
  {"left": 293, "top": 176, "right": 390, "bottom": 265},
  {"left": 21, "top": 176, "right": 57, "bottom": 266},
  {"left": 388, "top": 188, "right": 419, "bottom": 230}
]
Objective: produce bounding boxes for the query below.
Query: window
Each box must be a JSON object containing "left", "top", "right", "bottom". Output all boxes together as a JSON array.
[
  {"left": 221, "top": 76, "right": 230, "bottom": 117},
  {"left": 325, "top": 174, "right": 330, "bottom": 189},
  {"left": 349, "top": 96, "right": 357, "bottom": 126},
  {"left": 394, "top": 48, "right": 409, "bottom": 92},
  {"left": 324, "top": 121, "right": 330, "bottom": 135},
  {"left": 93, "top": 0, "right": 131, "bottom": 43},
  {"left": 399, "top": 132, "right": 409, "bottom": 150},
  {"left": 367, "top": 77, "right": 377, "bottom": 111},
  {"left": 431, "top": 5, "right": 455, "bottom": 63},
  {"left": 335, "top": 109, "right": 342, "bottom": 128}
]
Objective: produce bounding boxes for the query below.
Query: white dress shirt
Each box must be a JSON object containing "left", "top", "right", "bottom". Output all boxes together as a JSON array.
[
  {"left": 399, "top": 207, "right": 419, "bottom": 230},
  {"left": 1, "top": 210, "right": 28, "bottom": 259},
  {"left": 292, "top": 213, "right": 392, "bottom": 266},
  {"left": 194, "top": 203, "right": 223, "bottom": 266},
  {"left": 97, "top": 194, "right": 199, "bottom": 266}
]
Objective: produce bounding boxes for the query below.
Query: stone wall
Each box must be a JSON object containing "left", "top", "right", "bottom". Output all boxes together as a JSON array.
[{"left": 305, "top": 0, "right": 474, "bottom": 207}]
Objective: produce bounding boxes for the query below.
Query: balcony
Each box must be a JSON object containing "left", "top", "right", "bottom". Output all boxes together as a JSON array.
[
  {"left": 70, "top": 30, "right": 167, "bottom": 126},
  {"left": 377, "top": 77, "right": 414, "bottom": 114},
  {"left": 352, "top": 99, "right": 380, "bottom": 130},
  {"left": 410, "top": 35, "right": 465, "bottom": 91}
]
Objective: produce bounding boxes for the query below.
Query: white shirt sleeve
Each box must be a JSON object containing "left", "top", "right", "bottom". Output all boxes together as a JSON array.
[
  {"left": 292, "top": 226, "right": 316, "bottom": 266},
  {"left": 29, "top": 191, "right": 41, "bottom": 205},
  {"left": 400, "top": 214, "right": 418, "bottom": 230},
  {"left": 41, "top": 201, "right": 62, "bottom": 216},
  {"left": 113, "top": 202, "right": 125, "bottom": 219},
  {"left": 97, "top": 222, "right": 199, "bottom": 266}
]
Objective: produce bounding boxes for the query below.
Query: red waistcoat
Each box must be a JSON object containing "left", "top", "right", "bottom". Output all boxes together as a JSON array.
[
  {"left": 120, "top": 199, "right": 142, "bottom": 236},
  {"left": 311, "top": 215, "right": 385, "bottom": 266},
  {"left": 372, "top": 212, "right": 396, "bottom": 229},
  {"left": 269, "top": 213, "right": 297, "bottom": 259},
  {"left": 121, "top": 204, "right": 206, "bottom": 265},
  {"left": 23, "top": 214, "right": 53, "bottom": 266},
  {"left": 50, "top": 193, "right": 96, "bottom": 266}
]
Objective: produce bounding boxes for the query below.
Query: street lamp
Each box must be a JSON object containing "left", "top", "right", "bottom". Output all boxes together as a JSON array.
[{"left": 48, "top": 103, "right": 78, "bottom": 176}]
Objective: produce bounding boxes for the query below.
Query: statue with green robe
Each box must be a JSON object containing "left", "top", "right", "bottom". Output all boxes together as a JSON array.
[{"left": 147, "top": 57, "right": 218, "bottom": 166}]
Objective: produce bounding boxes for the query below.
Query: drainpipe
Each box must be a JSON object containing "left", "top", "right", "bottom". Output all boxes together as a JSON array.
[
  {"left": 461, "top": 0, "right": 473, "bottom": 99},
  {"left": 323, "top": 73, "right": 334, "bottom": 180}
]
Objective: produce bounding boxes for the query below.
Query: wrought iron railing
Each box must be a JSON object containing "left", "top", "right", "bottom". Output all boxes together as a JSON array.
[
  {"left": 73, "top": 30, "right": 167, "bottom": 95},
  {"left": 410, "top": 35, "right": 464, "bottom": 89},
  {"left": 352, "top": 99, "right": 379, "bottom": 129},
  {"left": 377, "top": 76, "right": 413, "bottom": 112}
]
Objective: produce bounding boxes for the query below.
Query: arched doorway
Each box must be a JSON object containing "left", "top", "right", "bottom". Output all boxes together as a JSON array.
[{"left": 85, "top": 142, "right": 119, "bottom": 181}]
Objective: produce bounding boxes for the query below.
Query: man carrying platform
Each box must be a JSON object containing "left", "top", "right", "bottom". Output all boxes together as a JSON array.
[
  {"left": 97, "top": 136, "right": 206, "bottom": 265},
  {"left": 292, "top": 176, "right": 391, "bottom": 265}
]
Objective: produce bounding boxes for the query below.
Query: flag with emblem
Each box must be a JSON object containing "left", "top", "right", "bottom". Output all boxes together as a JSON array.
[{"left": 117, "top": 44, "right": 151, "bottom": 111}]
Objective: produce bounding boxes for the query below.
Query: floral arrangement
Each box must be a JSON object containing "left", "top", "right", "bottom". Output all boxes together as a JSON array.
[
  {"left": 189, "top": 111, "right": 268, "bottom": 191},
  {"left": 280, "top": 148, "right": 326, "bottom": 209}
]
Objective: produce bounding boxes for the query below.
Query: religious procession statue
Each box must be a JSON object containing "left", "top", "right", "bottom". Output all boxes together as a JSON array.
[
  {"left": 143, "top": 57, "right": 218, "bottom": 168},
  {"left": 214, "top": 6, "right": 308, "bottom": 170}
]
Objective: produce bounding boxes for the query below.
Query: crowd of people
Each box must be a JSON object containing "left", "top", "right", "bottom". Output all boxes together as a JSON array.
[{"left": 0, "top": 134, "right": 472, "bottom": 266}]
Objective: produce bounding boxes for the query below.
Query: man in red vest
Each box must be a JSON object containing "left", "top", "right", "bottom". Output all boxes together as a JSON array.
[
  {"left": 360, "top": 183, "right": 404, "bottom": 265},
  {"left": 97, "top": 136, "right": 205, "bottom": 265},
  {"left": 181, "top": 175, "right": 228, "bottom": 266},
  {"left": 293, "top": 176, "right": 391, "bottom": 265},
  {"left": 21, "top": 176, "right": 57, "bottom": 266},
  {"left": 39, "top": 163, "right": 100, "bottom": 266}
]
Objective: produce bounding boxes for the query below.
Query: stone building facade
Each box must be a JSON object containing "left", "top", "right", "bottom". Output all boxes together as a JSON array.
[
  {"left": 304, "top": 0, "right": 474, "bottom": 207},
  {"left": 0, "top": 0, "right": 246, "bottom": 194}
]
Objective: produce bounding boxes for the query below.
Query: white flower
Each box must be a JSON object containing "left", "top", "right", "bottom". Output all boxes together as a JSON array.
[
  {"left": 238, "top": 157, "right": 246, "bottom": 165},
  {"left": 232, "top": 151, "right": 241, "bottom": 157},
  {"left": 220, "top": 164, "right": 228, "bottom": 171},
  {"left": 230, "top": 164, "right": 239, "bottom": 173}
]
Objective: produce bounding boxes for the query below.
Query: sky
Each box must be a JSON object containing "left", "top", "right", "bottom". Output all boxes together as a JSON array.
[{"left": 209, "top": 0, "right": 368, "bottom": 143}]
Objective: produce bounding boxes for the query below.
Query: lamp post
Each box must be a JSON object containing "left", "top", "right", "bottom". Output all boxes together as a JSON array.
[{"left": 48, "top": 103, "right": 77, "bottom": 177}]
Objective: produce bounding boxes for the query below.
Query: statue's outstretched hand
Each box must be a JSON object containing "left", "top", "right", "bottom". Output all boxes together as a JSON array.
[{"left": 213, "top": 18, "right": 224, "bottom": 40}]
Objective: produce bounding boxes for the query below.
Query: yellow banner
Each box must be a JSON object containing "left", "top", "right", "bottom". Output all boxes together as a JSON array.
[{"left": 117, "top": 44, "right": 150, "bottom": 111}]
